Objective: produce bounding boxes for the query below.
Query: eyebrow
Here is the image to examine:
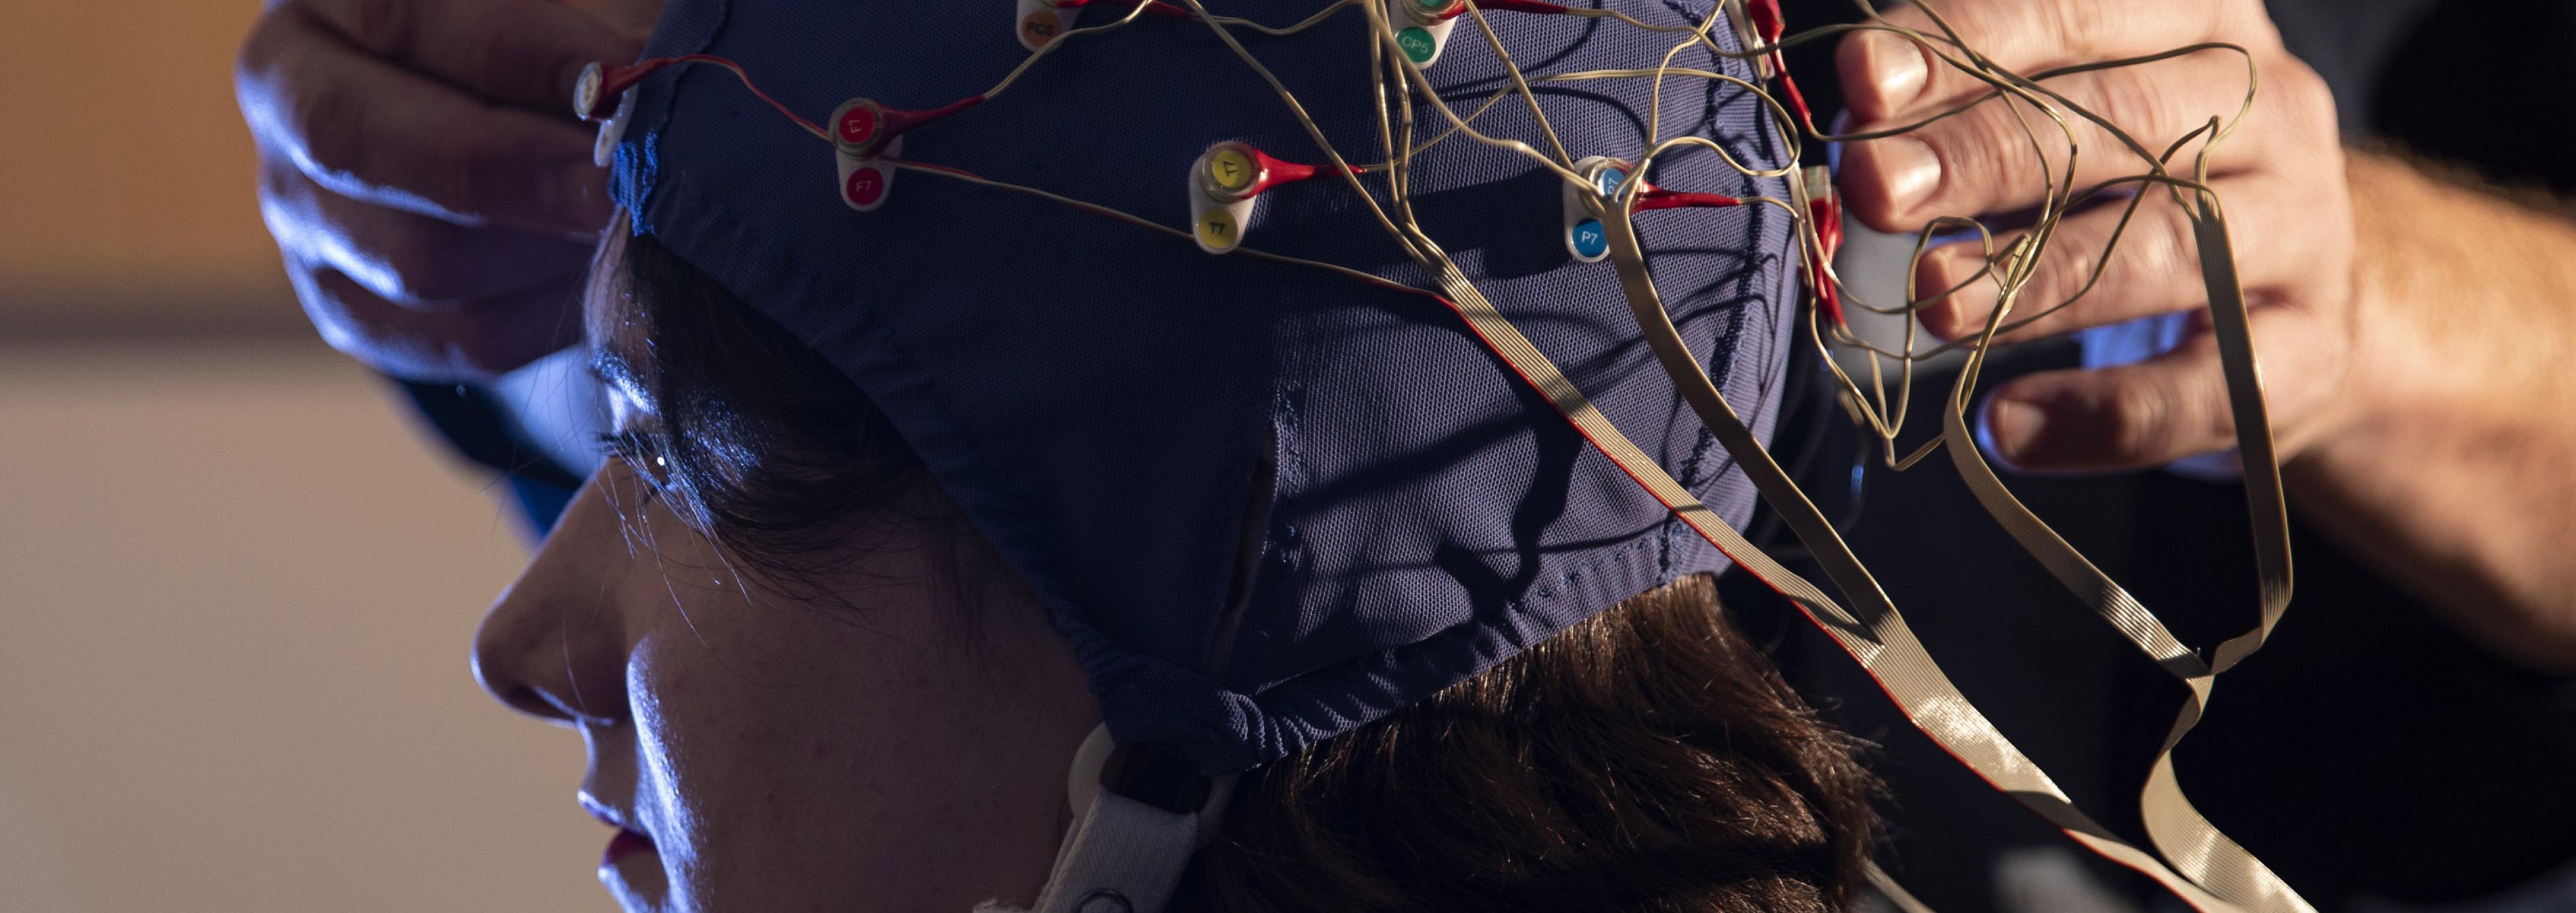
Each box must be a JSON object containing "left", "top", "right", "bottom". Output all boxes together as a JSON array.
[{"left": 587, "top": 346, "right": 650, "bottom": 403}]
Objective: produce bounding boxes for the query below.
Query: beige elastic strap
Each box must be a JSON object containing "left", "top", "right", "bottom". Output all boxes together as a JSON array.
[
  {"left": 1405, "top": 197, "right": 2316, "bottom": 912},
  {"left": 1867, "top": 861, "right": 1939, "bottom": 913},
  {"left": 1926, "top": 190, "right": 2302, "bottom": 911},
  {"left": 1426, "top": 252, "right": 2222, "bottom": 911}
]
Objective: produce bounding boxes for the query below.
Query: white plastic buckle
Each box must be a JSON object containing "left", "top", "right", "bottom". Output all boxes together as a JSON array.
[{"left": 994, "top": 725, "right": 1234, "bottom": 913}]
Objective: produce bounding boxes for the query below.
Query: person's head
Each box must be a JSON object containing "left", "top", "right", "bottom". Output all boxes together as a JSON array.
[{"left": 470, "top": 224, "right": 1878, "bottom": 912}]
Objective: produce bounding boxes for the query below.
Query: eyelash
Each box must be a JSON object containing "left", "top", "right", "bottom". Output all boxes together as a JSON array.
[{"left": 594, "top": 430, "right": 671, "bottom": 502}]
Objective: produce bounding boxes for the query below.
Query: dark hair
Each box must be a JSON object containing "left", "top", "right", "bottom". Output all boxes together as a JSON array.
[
  {"left": 1177, "top": 571, "right": 1879, "bottom": 912},
  {"left": 615, "top": 232, "right": 937, "bottom": 584},
  {"left": 614, "top": 232, "right": 1880, "bottom": 910}
]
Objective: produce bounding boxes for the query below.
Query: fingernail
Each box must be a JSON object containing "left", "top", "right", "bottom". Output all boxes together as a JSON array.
[
  {"left": 1855, "top": 31, "right": 1927, "bottom": 115},
  {"left": 1872, "top": 137, "right": 1941, "bottom": 218},
  {"left": 1979, "top": 395, "right": 2049, "bottom": 469}
]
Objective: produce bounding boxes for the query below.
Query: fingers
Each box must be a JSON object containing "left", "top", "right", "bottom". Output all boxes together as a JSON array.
[
  {"left": 1839, "top": 48, "right": 2272, "bottom": 232},
  {"left": 292, "top": 261, "right": 590, "bottom": 381},
  {"left": 260, "top": 159, "right": 595, "bottom": 305},
  {"left": 288, "top": 0, "right": 641, "bottom": 116},
  {"left": 238, "top": 1, "right": 619, "bottom": 234},
  {"left": 1976, "top": 301, "right": 2352, "bottom": 472},
  {"left": 1914, "top": 174, "right": 2337, "bottom": 343},
  {"left": 1837, "top": 0, "right": 2272, "bottom": 122}
]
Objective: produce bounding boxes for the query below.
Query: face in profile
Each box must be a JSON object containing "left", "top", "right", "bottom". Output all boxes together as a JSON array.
[{"left": 469, "top": 226, "right": 1100, "bottom": 912}]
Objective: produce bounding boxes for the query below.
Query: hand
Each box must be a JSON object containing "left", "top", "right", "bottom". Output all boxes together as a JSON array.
[
  {"left": 1834, "top": 0, "right": 2351, "bottom": 472},
  {"left": 237, "top": 0, "right": 648, "bottom": 380}
]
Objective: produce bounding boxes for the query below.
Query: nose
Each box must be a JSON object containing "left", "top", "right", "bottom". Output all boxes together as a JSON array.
[{"left": 474, "top": 472, "right": 635, "bottom": 726}]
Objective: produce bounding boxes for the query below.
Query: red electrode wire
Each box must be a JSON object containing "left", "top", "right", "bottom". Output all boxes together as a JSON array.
[
  {"left": 837, "top": 96, "right": 990, "bottom": 151},
  {"left": 1743, "top": 0, "right": 1841, "bottom": 326},
  {"left": 1807, "top": 192, "right": 1845, "bottom": 327},
  {"left": 1634, "top": 189, "right": 1743, "bottom": 212},
  {"left": 1050, "top": 0, "right": 1198, "bottom": 20},
  {"left": 1240, "top": 145, "right": 1371, "bottom": 197},
  {"left": 1743, "top": 0, "right": 1820, "bottom": 135},
  {"left": 1436, "top": 0, "right": 1572, "bottom": 18},
  {"left": 587, "top": 55, "right": 986, "bottom": 148},
  {"left": 588, "top": 55, "right": 820, "bottom": 135}
]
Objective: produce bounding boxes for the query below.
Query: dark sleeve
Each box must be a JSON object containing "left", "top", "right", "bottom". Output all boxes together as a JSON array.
[
  {"left": 394, "top": 378, "right": 581, "bottom": 537},
  {"left": 2362, "top": 0, "right": 2576, "bottom": 193},
  {"left": 1751, "top": 3, "right": 2576, "bottom": 908}
]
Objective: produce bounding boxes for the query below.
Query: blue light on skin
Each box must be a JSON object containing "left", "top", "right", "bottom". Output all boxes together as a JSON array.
[{"left": 1572, "top": 219, "right": 1609, "bottom": 259}]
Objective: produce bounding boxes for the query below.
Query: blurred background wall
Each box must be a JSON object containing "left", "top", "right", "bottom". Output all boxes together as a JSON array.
[{"left": 0, "top": 1, "right": 610, "bottom": 910}]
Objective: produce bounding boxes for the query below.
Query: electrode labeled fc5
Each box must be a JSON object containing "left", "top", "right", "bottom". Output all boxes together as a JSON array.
[{"left": 1017, "top": 0, "right": 1080, "bottom": 50}]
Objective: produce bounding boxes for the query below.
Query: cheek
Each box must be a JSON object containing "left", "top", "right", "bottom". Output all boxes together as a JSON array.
[
  {"left": 622, "top": 584, "right": 888, "bottom": 910},
  {"left": 616, "top": 566, "right": 1090, "bottom": 912}
]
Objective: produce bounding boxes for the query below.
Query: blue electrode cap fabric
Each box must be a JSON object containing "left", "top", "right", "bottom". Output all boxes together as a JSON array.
[{"left": 613, "top": 1, "right": 1799, "bottom": 775}]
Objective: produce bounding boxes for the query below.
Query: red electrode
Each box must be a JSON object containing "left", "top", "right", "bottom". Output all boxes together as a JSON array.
[
  {"left": 577, "top": 55, "right": 988, "bottom": 157},
  {"left": 1200, "top": 143, "right": 1370, "bottom": 201},
  {"left": 829, "top": 97, "right": 988, "bottom": 156},
  {"left": 1807, "top": 182, "right": 1847, "bottom": 328},
  {"left": 1633, "top": 189, "right": 1744, "bottom": 212}
]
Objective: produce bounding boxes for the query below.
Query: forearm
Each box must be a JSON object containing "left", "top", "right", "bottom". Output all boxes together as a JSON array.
[{"left": 2288, "top": 149, "right": 2576, "bottom": 671}]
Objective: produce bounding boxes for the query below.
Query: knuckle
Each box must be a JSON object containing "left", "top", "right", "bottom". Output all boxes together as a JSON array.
[
  {"left": 2263, "top": 58, "right": 2340, "bottom": 140},
  {"left": 290, "top": 78, "right": 369, "bottom": 182},
  {"left": 2031, "top": 228, "right": 2111, "bottom": 316},
  {"left": 2089, "top": 70, "right": 2177, "bottom": 150},
  {"left": 1935, "top": 107, "right": 2023, "bottom": 206},
  {"left": 2102, "top": 378, "right": 2174, "bottom": 459},
  {"left": 2044, "top": 1, "right": 2118, "bottom": 51},
  {"left": 2218, "top": 1, "right": 2288, "bottom": 49},
  {"left": 342, "top": 0, "right": 417, "bottom": 60},
  {"left": 2139, "top": 199, "right": 2202, "bottom": 284}
]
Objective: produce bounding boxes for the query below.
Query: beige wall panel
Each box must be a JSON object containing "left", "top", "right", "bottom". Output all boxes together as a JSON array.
[
  {"left": 0, "top": 0, "right": 293, "bottom": 320},
  {"left": 0, "top": 341, "right": 612, "bottom": 912}
]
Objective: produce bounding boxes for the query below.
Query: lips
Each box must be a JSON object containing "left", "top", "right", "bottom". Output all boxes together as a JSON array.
[
  {"left": 603, "top": 827, "right": 656, "bottom": 867},
  {"left": 582, "top": 795, "right": 658, "bottom": 868}
]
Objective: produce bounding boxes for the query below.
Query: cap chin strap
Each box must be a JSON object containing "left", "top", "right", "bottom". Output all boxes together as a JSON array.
[{"left": 977, "top": 724, "right": 1237, "bottom": 913}]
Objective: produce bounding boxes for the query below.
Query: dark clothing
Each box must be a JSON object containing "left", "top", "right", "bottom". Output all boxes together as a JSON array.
[{"left": 1740, "top": 0, "right": 2576, "bottom": 907}]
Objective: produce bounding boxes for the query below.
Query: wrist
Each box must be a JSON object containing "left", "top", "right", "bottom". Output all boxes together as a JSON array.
[{"left": 2286, "top": 147, "right": 2576, "bottom": 669}]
